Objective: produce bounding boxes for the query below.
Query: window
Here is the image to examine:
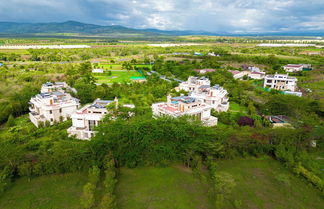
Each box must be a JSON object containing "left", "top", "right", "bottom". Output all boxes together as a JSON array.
[
  {"left": 49, "top": 110, "right": 52, "bottom": 114},
  {"left": 88, "top": 120, "right": 96, "bottom": 131},
  {"left": 59, "top": 108, "right": 62, "bottom": 113},
  {"left": 50, "top": 118, "right": 53, "bottom": 122}
]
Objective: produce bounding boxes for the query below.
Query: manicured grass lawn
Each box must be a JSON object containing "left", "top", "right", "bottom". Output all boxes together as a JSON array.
[
  {"left": 116, "top": 166, "right": 213, "bottom": 209},
  {"left": 216, "top": 157, "right": 324, "bottom": 209},
  {"left": 0, "top": 172, "right": 88, "bottom": 209},
  {"left": 229, "top": 102, "right": 247, "bottom": 113},
  {"left": 95, "top": 64, "right": 123, "bottom": 70},
  {"left": 93, "top": 64, "right": 151, "bottom": 71},
  {"left": 94, "top": 70, "right": 144, "bottom": 84}
]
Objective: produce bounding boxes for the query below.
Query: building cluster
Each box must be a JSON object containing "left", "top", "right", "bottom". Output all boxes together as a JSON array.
[
  {"left": 29, "top": 82, "right": 134, "bottom": 140},
  {"left": 226, "top": 64, "right": 305, "bottom": 97},
  {"left": 152, "top": 76, "right": 230, "bottom": 126},
  {"left": 229, "top": 65, "right": 266, "bottom": 80},
  {"left": 29, "top": 64, "right": 306, "bottom": 139}
]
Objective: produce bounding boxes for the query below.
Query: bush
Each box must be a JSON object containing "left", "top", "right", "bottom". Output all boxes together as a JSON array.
[
  {"left": 88, "top": 166, "right": 100, "bottom": 185},
  {"left": 99, "top": 193, "right": 116, "bottom": 209},
  {"left": 80, "top": 183, "right": 95, "bottom": 209}
]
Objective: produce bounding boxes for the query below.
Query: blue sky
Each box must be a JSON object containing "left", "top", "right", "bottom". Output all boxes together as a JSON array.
[{"left": 0, "top": 0, "right": 323, "bottom": 33}]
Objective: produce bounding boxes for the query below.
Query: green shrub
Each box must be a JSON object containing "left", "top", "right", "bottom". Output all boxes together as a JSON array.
[
  {"left": 294, "top": 163, "right": 324, "bottom": 192},
  {"left": 80, "top": 183, "right": 95, "bottom": 209}
]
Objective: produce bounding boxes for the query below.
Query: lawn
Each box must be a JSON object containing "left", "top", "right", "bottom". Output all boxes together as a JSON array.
[
  {"left": 0, "top": 172, "right": 88, "bottom": 209},
  {"left": 116, "top": 166, "right": 213, "bottom": 209},
  {"left": 216, "top": 157, "right": 324, "bottom": 209},
  {"left": 229, "top": 102, "right": 247, "bottom": 113},
  {"left": 94, "top": 70, "right": 144, "bottom": 84}
]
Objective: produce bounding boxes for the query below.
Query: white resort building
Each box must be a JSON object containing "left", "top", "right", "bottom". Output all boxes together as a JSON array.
[
  {"left": 151, "top": 95, "right": 218, "bottom": 126},
  {"left": 177, "top": 77, "right": 229, "bottom": 112},
  {"left": 67, "top": 98, "right": 135, "bottom": 140},
  {"left": 263, "top": 73, "right": 298, "bottom": 91},
  {"left": 29, "top": 83, "right": 80, "bottom": 127},
  {"left": 189, "top": 84, "right": 229, "bottom": 112}
]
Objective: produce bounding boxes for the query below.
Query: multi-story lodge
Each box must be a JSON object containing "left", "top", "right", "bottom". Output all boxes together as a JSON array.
[
  {"left": 177, "top": 76, "right": 210, "bottom": 92},
  {"left": 151, "top": 95, "right": 218, "bottom": 126},
  {"left": 263, "top": 73, "right": 297, "bottom": 91},
  {"left": 189, "top": 84, "right": 229, "bottom": 112},
  {"left": 29, "top": 84, "right": 80, "bottom": 127},
  {"left": 177, "top": 77, "right": 229, "bottom": 112},
  {"left": 67, "top": 98, "right": 134, "bottom": 140}
]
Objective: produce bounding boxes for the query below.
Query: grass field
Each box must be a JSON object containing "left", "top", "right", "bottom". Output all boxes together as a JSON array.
[
  {"left": 116, "top": 166, "right": 213, "bottom": 209},
  {"left": 94, "top": 70, "right": 144, "bottom": 84},
  {"left": 0, "top": 172, "right": 88, "bottom": 209},
  {"left": 216, "top": 157, "right": 324, "bottom": 209},
  {"left": 0, "top": 159, "right": 323, "bottom": 209}
]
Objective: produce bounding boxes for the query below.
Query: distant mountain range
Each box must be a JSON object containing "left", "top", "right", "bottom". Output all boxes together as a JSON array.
[
  {"left": 0, "top": 21, "right": 323, "bottom": 37},
  {"left": 0, "top": 21, "right": 219, "bottom": 36}
]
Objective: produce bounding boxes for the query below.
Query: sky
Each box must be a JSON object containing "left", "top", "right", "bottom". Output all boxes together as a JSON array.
[{"left": 0, "top": 0, "right": 323, "bottom": 33}]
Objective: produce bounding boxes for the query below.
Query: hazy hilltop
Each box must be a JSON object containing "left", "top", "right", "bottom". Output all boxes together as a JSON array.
[{"left": 1, "top": 21, "right": 322, "bottom": 36}]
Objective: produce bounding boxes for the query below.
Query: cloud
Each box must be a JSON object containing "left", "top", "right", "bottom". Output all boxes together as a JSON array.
[{"left": 0, "top": 0, "right": 323, "bottom": 33}]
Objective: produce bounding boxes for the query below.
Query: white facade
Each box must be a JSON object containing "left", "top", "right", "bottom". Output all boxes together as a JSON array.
[
  {"left": 67, "top": 98, "right": 115, "bottom": 140},
  {"left": 29, "top": 84, "right": 80, "bottom": 127},
  {"left": 67, "top": 98, "right": 135, "bottom": 140},
  {"left": 263, "top": 73, "right": 298, "bottom": 92},
  {"left": 152, "top": 95, "right": 218, "bottom": 127},
  {"left": 177, "top": 76, "right": 210, "bottom": 92},
  {"left": 229, "top": 70, "right": 250, "bottom": 79},
  {"left": 248, "top": 72, "right": 266, "bottom": 80}
]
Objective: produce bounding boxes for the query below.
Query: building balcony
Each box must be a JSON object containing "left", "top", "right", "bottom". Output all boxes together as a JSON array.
[
  {"left": 67, "top": 126, "right": 95, "bottom": 140},
  {"left": 29, "top": 112, "right": 45, "bottom": 127}
]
